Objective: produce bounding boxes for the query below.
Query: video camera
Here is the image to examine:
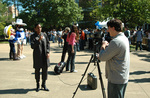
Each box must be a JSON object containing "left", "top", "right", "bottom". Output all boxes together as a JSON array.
[{"left": 93, "top": 30, "right": 103, "bottom": 53}]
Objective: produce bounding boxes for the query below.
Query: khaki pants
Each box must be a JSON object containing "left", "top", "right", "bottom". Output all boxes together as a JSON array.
[{"left": 17, "top": 44, "right": 21, "bottom": 57}]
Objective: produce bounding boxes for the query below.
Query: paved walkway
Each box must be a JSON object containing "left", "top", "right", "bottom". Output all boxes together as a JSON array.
[{"left": 0, "top": 42, "right": 150, "bottom": 98}]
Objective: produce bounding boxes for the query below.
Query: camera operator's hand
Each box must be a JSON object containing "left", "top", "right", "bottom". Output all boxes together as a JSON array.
[{"left": 101, "top": 41, "right": 109, "bottom": 50}]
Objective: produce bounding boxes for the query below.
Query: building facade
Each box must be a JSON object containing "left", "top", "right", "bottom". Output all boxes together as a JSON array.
[{"left": 8, "top": 4, "right": 18, "bottom": 18}]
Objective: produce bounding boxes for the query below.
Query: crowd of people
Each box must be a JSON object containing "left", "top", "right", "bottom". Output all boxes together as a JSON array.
[
  {"left": 12, "top": 22, "right": 149, "bottom": 54},
  {"left": 46, "top": 26, "right": 150, "bottom": 52},
  {"left": 123, "top": 26, "right": 150, "bottom": 51},
  {"left": 5, "top": 19, "right": 150, "bottom": 62}
]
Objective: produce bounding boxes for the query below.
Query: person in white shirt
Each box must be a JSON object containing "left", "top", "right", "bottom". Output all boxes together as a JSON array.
[
  {"left": 135, "top": 28, "right": 143, "bottom": 51},
  {"left": 25, "top": 29, "right": 29, "bottom": 45},
  {"left": 57, "top": 28, "right": 63, "bottom": 47},
  {"left": 52, "top": 29, "right": 57, "bottom": 43}
]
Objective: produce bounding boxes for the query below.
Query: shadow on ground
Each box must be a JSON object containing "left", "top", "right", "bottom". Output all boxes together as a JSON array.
[
  {"left": 0, "top": 88, "right": 35, "bottom": 94},
  {"left": 48, "top": 71, "right": 56, "bottom": 75},
  {"left": 75, "top": 62, "right": 88, "bottom": 64},
  {"left": 132, "top": 52, "right": 150, "bottom": 62},
  {"left": 0, "top": 58, "right": 10, "bottom": 61},
  {"left": 31, "top": 71, "right": 56, "bottom": 76},
  {"left": 129, "top": 78, "right": 150, "bottom": 83},
  {"left": 129, "top": 71, "right": 150, "bottom": 83},
  {"left": 50, "top": 45, "right": 94, "bottom": 55},
  {"left": 76, "top": 54, "right": 92, "bottom": 57},
  {"left": 80, "top": 85, "right": 95, "bottom": 91},
  {"left": 130, "top": 71, "right": 150, "bottom": 75},
  {"left": 50, "top": 63, "right": 57, "bottom": 66},
  {"left": 50, "top": 46, "right": 63, "bottom": 53}
]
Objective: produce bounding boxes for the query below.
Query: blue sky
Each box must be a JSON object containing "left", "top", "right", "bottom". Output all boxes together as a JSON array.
[{"left": 3, "top": 0, "right": 24, "bottom": 12}]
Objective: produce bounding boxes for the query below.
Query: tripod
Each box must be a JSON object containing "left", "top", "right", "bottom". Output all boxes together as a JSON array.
[{"left": 72, "top": 54, "right": 106, "bottom": 98}]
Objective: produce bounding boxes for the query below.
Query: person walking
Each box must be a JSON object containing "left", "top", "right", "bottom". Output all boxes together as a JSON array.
[
  {"left": 61, "top": 27, "right": 70, "bottom": 62},
  {"left": 135, "top": 28, "right": 143, "bottom": 51},
  {"left": 97, "top": 19, "right": 130, "bottom": 98},
  {"left": 66, "top": 25, "right": 77, "bottom": 72},
  {"left": 52, "top": 29, "right": 57, "bottom": 43},
  {"left": 30, "top": 23, "right": 50, "bottom": 92},
  {"left": 124, "top": 26, "right": 131, "bottom": 45},
  {"left": 57, "top": 28, "right": 63, "bottom": 47}
]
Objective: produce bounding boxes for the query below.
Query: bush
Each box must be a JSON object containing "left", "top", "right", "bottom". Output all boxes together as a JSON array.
[{"left": 0, "top": 22, "right": 6, "bottom": 35}]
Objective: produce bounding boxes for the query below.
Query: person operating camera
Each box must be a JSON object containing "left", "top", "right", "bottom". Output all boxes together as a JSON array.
[{"left": 97, "top": 19, "right": 130, "bottom": 98}]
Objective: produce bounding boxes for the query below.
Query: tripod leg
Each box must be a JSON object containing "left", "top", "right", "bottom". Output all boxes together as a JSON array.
[
  {"left": 97, "top": 60, "right": 106, "bottom": 98},
  {"left": 72, "top": 55, "right": 94, "bottom": 98}
]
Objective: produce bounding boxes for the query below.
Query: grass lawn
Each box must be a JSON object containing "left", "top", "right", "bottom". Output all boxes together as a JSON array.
[{"left": 130, "top": 44, "right": 136, "bottom": 51}]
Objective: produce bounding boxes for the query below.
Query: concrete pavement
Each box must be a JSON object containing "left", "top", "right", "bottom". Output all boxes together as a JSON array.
[{"left": 0, "top": 42, "right": 150, "bottom": 98}]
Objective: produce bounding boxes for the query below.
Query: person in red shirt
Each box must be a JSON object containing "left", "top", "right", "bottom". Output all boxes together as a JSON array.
[{"left": 80, "top": 29, "right": 85, "bottom": 50}]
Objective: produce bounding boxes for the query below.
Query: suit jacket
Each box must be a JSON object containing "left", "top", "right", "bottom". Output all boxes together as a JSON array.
[{"left": 31, "top": 32, "right": 50, "bottom": 69}]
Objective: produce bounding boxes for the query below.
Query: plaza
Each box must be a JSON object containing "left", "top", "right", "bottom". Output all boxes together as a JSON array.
[{"left": 0, "top": 43, "right": 150, "bottom": 98}]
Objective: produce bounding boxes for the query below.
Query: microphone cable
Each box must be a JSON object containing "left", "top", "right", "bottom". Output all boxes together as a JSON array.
[{"left": 50, "top": 65, "right": 96, "bottom": 86}]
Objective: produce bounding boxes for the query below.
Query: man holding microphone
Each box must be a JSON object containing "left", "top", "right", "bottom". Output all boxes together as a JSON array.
[{"left": 30, "top": 23, "right": 50, "bottom": 92}]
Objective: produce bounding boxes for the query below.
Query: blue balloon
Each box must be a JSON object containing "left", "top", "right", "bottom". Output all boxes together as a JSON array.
[
  {"left": 95, "top": 21, "right": 100, "bottom": 26},
  {"left": 95, "top": 21, "right": 102, "bottom": 29},
  {"left": 98, "top": 25, "right": 102, "bottom": 29}
]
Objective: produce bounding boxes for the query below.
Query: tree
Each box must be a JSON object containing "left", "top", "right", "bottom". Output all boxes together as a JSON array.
[
  {"left": 51, "top": 0, "right": 83, "bottom": 27},
  {"left": 79, "top": 0, "right": 100, "bottom": 28},
  {"left": 0, "top": 0, "right": 14, "bottom": 35},
  {"left": 18, "top": 0, "right": 83, "bottom": 30},
  {"left": 91, "top": 0, "right": 150, "bottom": 27}
]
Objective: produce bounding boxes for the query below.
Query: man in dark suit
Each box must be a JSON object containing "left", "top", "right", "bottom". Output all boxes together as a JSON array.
[{"left": 31, "top": 23, "right": 50, "bottom": 92}]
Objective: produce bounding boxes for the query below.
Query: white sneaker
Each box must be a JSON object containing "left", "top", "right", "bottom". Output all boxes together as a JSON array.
[
  {"left": 71, "top": 70, "right": 78, "bottom": 73},
  {"left": 19, "top": 56, "right": 24, "bottom": 59},
  {"left": 22, "top": 55, "right": 26, "bottom": 58}
]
